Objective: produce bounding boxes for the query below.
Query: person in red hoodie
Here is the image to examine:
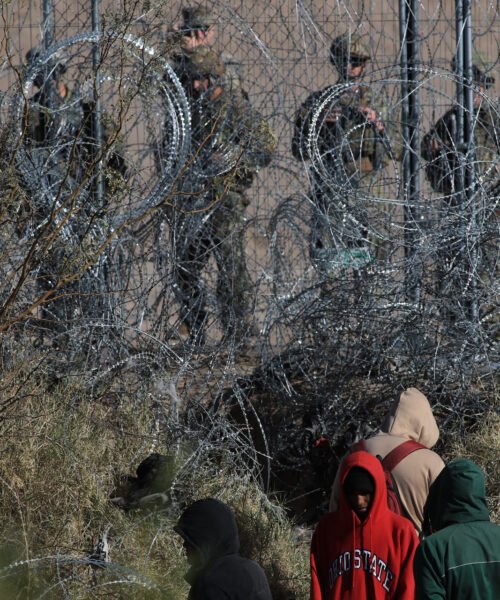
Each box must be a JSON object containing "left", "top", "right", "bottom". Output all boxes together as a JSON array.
[{"left": 310, "top": 451, "right": 419, "bottom": 599}]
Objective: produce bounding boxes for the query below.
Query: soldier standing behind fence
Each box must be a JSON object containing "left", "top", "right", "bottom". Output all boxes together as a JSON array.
[
  {"left": 421, "top": 54, "right": 500, "bottom": 322},
  {"left": 165, "top": 5, "right": 244, "bottom": 95},
  {"left": 292, "top": 32, "right": 397, "bottom": 274},
  {"left": 165, "top": 47, "right": 275, "bottom": 347},
  {"left": 22, "top": 48, "right": 127, "bottom": 345}
]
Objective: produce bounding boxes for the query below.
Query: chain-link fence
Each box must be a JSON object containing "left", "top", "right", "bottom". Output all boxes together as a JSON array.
[{"left": 0, "top": 0, "right": 498, "bottom": 595}]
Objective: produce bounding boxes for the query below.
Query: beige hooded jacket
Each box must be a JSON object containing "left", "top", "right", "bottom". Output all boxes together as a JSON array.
[{"left": 328, "top": 387, "right": 445, "bottom": 534}]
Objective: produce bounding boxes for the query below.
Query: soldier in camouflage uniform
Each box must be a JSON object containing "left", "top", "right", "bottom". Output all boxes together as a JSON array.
[
  {"left": 24, "top": 48, "right": 126, "bottom": 188},
  {"left": 421, "top": 55, "right": 499, "bottom": 320},
  {"left": 167, "top": 6, "right": 244, "bottom": 94},
  {"left": 292, "top": 32, "right": 395, "bottom": 272},
  {"left": 22, "top": 49, "right": 127, "bottom": 343},
  {"left": 170, "top": 47, "right": 275, "bottom": 345},
  {"left": 421, "top": 55, "right": 499, "bottom": 198},
  {"left": 23, "top": 48, "right": 74, "bottom": 145}
]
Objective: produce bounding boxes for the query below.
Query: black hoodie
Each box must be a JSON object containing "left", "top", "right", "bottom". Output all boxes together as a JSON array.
[{"left": 174, "top": 498, "right": 273, "bottom": 600}]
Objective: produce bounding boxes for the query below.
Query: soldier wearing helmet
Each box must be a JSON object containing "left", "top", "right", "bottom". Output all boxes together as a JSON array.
[
  {"left": 23, "top": 47, "right": 73, "bottom": 145},
  {"left": 421, "top": 52, "right": 499, "bottom": 321},
  {"left": 166, "top": 46, "right": 276, "bottom": 346},
  {"left": 329, "top": 32, "right": 371, "bottom": 83},
  {"left": 292, "top": 31, "right": 395, "bottom": 273},
  {"left": 167, "top": 5, "right": 243, "bottom": 94},
  {"left": 421, "top": 53, "right": 499, "bottom": 197}
]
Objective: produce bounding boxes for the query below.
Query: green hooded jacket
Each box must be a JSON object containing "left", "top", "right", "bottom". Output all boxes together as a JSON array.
[{"left": 414, "top": 458, "right": 500, "bottom": 599}]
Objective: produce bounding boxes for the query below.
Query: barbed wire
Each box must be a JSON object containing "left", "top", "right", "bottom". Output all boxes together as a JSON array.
[{"left": 0, "top": 1, "right": 498, "bottom": 587}]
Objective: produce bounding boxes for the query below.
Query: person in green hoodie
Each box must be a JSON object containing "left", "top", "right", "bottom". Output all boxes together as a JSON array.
[{"left": 414, "top": 458, "right": 500, "bottom": 599}]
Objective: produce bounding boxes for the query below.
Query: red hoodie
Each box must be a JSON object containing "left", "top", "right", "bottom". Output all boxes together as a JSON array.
[{"left": 310, "top": 451, "right": 419, "bottom": 600}]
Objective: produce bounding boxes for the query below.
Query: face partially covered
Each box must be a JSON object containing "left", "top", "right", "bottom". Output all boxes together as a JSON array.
[
  {"left": 183, "top": 538, "right": 199, "bottom": 566},
  {"left": 343, "top": 466, "right": 375, "bottom": 520},
  {"left": 346, "top": 55, "right": 368, "bottom": 80}
]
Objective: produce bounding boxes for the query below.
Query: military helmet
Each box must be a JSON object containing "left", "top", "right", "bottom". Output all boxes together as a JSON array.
[
  {"left": 180, "top": 46, "right": 226, "bottom": 80},
  {"left": 180, "top": 5, "right": 215, "bottom": 31},
  {"left": 451, "top": 51, "right": 496, "bottom": 88},
  {"left": 330, "top": 32, "right": 371, "bottom": 72}
]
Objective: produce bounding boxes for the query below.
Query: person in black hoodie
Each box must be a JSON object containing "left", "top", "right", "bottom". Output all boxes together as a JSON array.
[{"left": 174, "top": 498, "right": 273, "bottom": 600}]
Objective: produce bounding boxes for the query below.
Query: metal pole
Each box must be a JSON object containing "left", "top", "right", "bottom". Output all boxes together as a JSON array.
[
  {"left": 462, "top": 3, "right": 474, "bottom": 156},
  {"left": 41, "top": 0, "right": 54, "bottom": 135},
  {"left": 462, "top": 0, "right": 478, "bottom": 321},
  {"left": 408, "top": 0, "right": 421, "bottom": 229},
  {"left": 400, "top": 0, "right": 421, "bottom": 305},
  {"left": 42, "top": 0, "right": 53, "bottom": 50},
  {"left": 454, "top": 0, "right": 478, "bottom": 322},
  {"left": 92, "top": 0, "right": 105, "bottom": 208},
  {"left": 455, "top": 0, "right": 465, "bottom": 197},
  {"left": 399, "top": 0, "right": 410, "bottom": 194}
]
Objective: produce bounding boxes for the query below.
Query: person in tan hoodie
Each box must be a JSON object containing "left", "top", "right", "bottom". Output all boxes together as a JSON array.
[{"left": 329, "top": 388, "right": 445, "bottom": 535}]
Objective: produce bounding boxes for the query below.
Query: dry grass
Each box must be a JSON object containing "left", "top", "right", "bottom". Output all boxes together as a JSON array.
[
  {"left": 183, "top": 476, "right": 310, "bottom": 599},
  {"left": 0, "top": 369, "right": 309, "bottom": 598},
  {"left": 0, "top": 372, "right": 182, "bottom": 598},
  {"left": 442, "top": 411, "right": 500, "bottom": 522},
  {"left": 0, "top": 357, "right": 497, "bottom": 598}
]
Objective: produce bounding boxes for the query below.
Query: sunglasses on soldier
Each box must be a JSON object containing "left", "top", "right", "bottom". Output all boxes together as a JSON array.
[
  {"left": 181, "top": 25, "right": 211, "bottom": 37},
  {"left": 349, "top": 55, "right": 368, "bottom": 68}
]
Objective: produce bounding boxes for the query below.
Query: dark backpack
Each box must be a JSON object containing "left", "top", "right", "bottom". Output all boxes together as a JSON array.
[{"left": 351, "top": 439, "right": 427, "bottom": 519}]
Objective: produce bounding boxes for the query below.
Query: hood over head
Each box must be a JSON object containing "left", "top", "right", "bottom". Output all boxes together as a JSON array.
[
  {"left": 382, "top": 387, "right": 439, "bottom": 447},
  {"left": 339, "top": 451, "right": 387, "bottom": 521},
  {"left": 343, "top": 466, "right": 375, "bottom": 496},
  {"left": 423, "top": 458, "right": 490, "bottom": 535},
  {"left": 174, "top": 498, "right": 240, "bottom": 570}
]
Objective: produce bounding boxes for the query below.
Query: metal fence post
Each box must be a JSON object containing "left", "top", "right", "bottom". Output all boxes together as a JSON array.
[
  {"left": 399, "top": 0, "right": 421, "bottom": 306},
  {"left": 42, "top": 0, "right": 53, "bottom": 49},
  {"left": 462, "top": 0, "right": 478, "bottom": 322},
  {"left": 41, "top": 0, "right": 54, "bottom": 137},
  {"left": 92, "top": 0, "right": 105, "bottom": 209},
  {"left": 455, "top": 0, "right": 478, "bottom": 322}
]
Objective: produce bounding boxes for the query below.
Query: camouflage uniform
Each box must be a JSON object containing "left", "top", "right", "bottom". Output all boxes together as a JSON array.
[
  {"left": 22, "top": 51, "right": 83, "bottom": 339},
  {"left": 421, "top": 55, "right": 499, "bottom": 198},
  {"left": 292, "top": 33, "right": 395, "bottom": 271},
  {"left": 421, "top": 58, "right": 499, "bottom": 320},
  {"left": 22, "top": 49, "right": 127, "bottom": 340},
  {"left": 171, "top": 47, "right": 275, "bottom": 343},
  {"left": 24, "top": 48, "right": 126, "bottom": 204}
]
